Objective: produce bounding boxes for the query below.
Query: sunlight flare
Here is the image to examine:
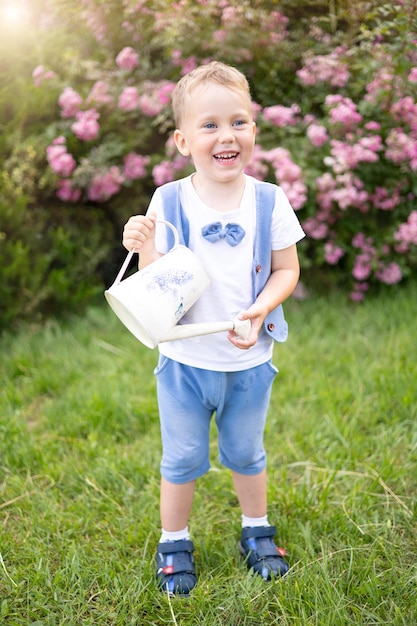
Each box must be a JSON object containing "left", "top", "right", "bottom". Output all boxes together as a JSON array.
[{"left": 1, "top": 1, "right": 29, "bottom": 26}]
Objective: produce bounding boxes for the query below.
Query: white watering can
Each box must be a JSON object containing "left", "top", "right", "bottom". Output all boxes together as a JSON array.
[{"left": 104, "top": 220, "right": 251, "bottom": 349}]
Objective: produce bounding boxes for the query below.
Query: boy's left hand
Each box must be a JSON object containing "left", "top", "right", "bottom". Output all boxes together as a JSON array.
[{"left": 227, "top": 308, "right": 265, "bottom": 350}]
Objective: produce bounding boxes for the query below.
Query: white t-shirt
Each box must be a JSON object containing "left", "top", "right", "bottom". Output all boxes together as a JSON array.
[{"left": 147, "top": 174, "right": 305, "bottom": 371}]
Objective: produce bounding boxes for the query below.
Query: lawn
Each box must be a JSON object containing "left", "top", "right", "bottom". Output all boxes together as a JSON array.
[{"left": 1, "top": 283, "right": 416, "bottom": 625}]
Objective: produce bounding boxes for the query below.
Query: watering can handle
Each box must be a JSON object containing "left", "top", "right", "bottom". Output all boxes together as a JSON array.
[{"left": 111, "top": 220, "right": 180, "bottom": 288}]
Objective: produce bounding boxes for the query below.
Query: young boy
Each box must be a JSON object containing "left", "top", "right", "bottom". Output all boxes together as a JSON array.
[{"left": 122, "top": 61, "right": 305, "bottom": 595}]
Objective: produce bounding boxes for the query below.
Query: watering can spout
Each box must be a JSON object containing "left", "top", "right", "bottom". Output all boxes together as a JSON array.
[{"left": 160, "top": 318, "right": 251, "bottom": 343}]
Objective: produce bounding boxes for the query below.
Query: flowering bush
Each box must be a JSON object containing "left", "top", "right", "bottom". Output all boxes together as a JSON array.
[{"left": 3, "top": 0, "right": 416, "bottom": 328}]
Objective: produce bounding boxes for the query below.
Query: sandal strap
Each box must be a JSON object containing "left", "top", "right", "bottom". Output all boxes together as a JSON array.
[
  {"left": 157, "top": 539, "right": 194, "bottom": 555},
  {"left": 241, "top": 525, "right": 279, "bottom": 558},
  {"left": 254, "top": 544, "right": 280, "bottom": 558},
  {"left": 241, "top": 525, "right": 276, "bottom": 540}
]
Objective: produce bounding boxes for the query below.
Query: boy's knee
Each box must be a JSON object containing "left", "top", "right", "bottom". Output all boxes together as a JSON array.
[
  {"left": 161, "top": 448, "right": 210, "bottom": 483},
  {"left": 219, "top": 442, "right": 265, "bottom": 474}
]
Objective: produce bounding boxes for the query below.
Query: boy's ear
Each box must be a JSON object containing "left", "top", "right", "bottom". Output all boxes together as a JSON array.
[{"left": 174, "top": 129, "right": 190, "bottom": 156}]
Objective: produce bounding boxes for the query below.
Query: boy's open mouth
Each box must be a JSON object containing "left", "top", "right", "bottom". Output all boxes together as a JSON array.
[{"left": 214, "top": 152, "right": 238, "bottom": 162}]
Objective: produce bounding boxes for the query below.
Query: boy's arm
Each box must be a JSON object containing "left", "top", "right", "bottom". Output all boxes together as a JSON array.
[
  {"left": 227, "top": 243, "right": 300, "bottom": 349},
  {"left": 122, "top": 213, "right": 163, "bottom": 269},
  {"left": 255, "top": 244, "right": 300, "bottom": 313}
]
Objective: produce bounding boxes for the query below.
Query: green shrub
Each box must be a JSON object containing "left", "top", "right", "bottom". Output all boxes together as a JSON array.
[{"left": 0, "top": 136, "right": 114, "bottom": 328}]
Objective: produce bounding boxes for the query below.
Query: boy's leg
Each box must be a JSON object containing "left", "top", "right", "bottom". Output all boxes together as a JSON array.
[
  {"left": 154, "top": 358, "right": 217, "bottom": 595},
  {"left": 160, "top": 477, "right": 196, "bottom": 531},
  {"left": 216, "top": 362, "right": 289, "bottom": 579},
  {"left": 156, "top": 478, "right": 198, "bottom": 595},
  {"left": 231, "top": 468, "right": 267, "bottom": 518},
  {"left": 233, "top": 468, "right": 289, "bottom": 579}
]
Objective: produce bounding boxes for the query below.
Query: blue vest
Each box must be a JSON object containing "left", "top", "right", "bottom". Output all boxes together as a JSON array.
[{"left": 158, "top": 180, "right": 288, "bottom": 343}]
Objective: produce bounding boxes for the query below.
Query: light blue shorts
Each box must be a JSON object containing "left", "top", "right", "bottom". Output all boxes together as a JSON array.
[{"left": 154, "top": 356, "right": 278, "bottom": 484}]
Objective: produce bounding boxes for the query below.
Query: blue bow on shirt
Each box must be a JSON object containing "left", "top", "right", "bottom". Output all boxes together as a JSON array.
[{"left": 201, "top": 222, "right": 246, "bottom": 246}]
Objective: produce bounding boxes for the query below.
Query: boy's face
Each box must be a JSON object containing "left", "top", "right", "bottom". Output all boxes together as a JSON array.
[{"left": 174, "top": 82, "right": 256, "bottom": 186}]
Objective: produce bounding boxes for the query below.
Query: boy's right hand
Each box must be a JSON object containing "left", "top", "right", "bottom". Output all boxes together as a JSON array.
[{"left": 122, "top": 213, "right": 157, "bottom": 252}]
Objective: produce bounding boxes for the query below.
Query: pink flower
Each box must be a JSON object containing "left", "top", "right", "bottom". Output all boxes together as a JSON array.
[
  {"left": 152, "top": 160, "right": 176, "bottom": 186},
  {"left": 350, "top": 289, "right": 365, "bottom": 302},
  {"left": 324, "top": 242, "right": 345, "bottom": 264},
  {"left": 138, "top": 94, "right": 164, "bottom": 116},
  {"left": 307, "top": 123, "right": 329, "bottom": 147},
  {"left": 87, "top": 167, "right": 124, "bottom": 202},
  {"left": 213, "top": 29, "right": 228, "bottom": 44},
  {"left": 329, "top": 173, "right": 369, "bottom": 210},
  {"left": 352, "top": 233, "right": 375, "bottom": 254},
  {"left": 365, "top": 69, "right": 395, "bottom": 103},
  {"left": 261, "top": 147, "right": 307, "bottom": 209},
  {"left": 325, "top": 96, "right": 362, "bottom": 130},
  {"left": 32, "top": 64, "right": 56, "bottom": 87},
  {"left": 371, "top": 186, "right": 401, "bottom": 211},
  {"left": 115, "top": 46, "right": 139, "bottom": 70},
  {"left": 385, "top": 128, "right": 417, "bottom": 169},
  {"left": 152, "top": 153, "right": 190, "bottom": 186},
  {"left": 221, "top": 6, "right": 238, "bottom": 22},
  {"left": 123, "top": 152, "right": 150, "bottom": 180},
  {"left": 326, "top": 138, "right": 381, "bottom": 174},
  {"left": 177, "top": 52, "right": 198, "bottom": 73},
  {"left": 87, "top": 81, "right": 113, "bottom": 106},
  {"left": 47, "top": 142, "right": 65, "bottom": 161},
  {"left": 394, "top": 210, "right": 417, "bottom": 251},
  {"left": 32, "top": 65, "right": 45, "bottom": 86},
  {"left": 297, "top": 48, "right": 350, "bottom": 87},
  {"left": 118, "top": 87, "right": 139, "bottom": 111},
  {"left": 180, "top": 56, "right": 198, "bottom": 76},
  {"left": 408, "top": 67, "right": 417, "bottom": 83},
  {"left": 352, "top": 253, "right": 372, "bottom": 280},
  {"left": 390, "top": 97, "right": 417, "bottom": 134},
  {"left": 56, "top": 179, "right": 81, "bottom": 202},
  {"left": 170, "top": 50, "right": 199, "bottom": 75},
  {"left": 245, "top": 145, "right": 269, "bottom": 179},
  {"left": 350, "top": 278, "right": 371, "bottom": 300},
  {"left": 157, "top": 82, "right": 175, "bottom": 105},
  {"left": 172, "top": 154, "right": 191, "bottom": 173},
  {"left": 263, "top": 104, "right": 300, "bottom": 127},
  {"left": 365, "top": 121, "right": 381, "bottom": 132},
  {"left": 164, "top": 133, "right": 178, "bottom": 158},
  {"left": 131, "top": 80, "right": 176, "bottom": 117},
  {"left": 46, "top": 137, "right": 76, "bottom": 177},
  {"left": 375, "top": 262, "right": 402, "bottom": 285},
  {"left": 302, "top": 217, "right": 328, "bottom": 239},
  {"left": 251, "top": 101, "right": 263, "bottom": 120},
  {"left": 316, "top": 173, "right": 336, "bottom": 210},
  {"left": 280, "top": 179, "right": 307, "bottom": 210},
  {"left": 49, "top": 151, "right": 76, "bottom": 177},
  {"left": 58, "top": 87, "right": 83, "bottom": 118},
  {"left": 71, "top": 109, "right": 100, "bottom": 141}
]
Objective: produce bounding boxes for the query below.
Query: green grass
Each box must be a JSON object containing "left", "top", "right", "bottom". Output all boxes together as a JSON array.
[{"left": 1, "top": 284, "right": 416, "bottom": 625}]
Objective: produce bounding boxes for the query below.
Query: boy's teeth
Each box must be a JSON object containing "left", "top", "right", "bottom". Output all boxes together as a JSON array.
[{"left": 215, "top": 153, "right": 237, "bottom": 161}]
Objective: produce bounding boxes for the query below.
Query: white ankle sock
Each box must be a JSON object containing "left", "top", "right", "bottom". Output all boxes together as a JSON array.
[
  {"left": 242, "top": 514, "right": 269, "bottom": 528},
  {"left": 160, "top": 526, "right": 190, "bottom": 543}
]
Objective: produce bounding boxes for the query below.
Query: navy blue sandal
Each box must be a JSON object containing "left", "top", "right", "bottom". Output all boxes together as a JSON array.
[
  {"left": 239, "top": 525, "right": 289, "bottom": 580},
  {"left": 156, "top": 539, "right": 197, "bottom": 595}
]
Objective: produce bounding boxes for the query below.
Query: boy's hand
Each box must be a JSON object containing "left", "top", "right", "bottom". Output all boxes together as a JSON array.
[
  {"left": 122, "top": 213, "right": 157, "bottom": 251},
  {"left": 227, "top": 306, "right": 266, "bottom": 350}
]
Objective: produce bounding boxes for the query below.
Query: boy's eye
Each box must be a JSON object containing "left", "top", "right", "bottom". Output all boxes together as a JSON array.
[
  {"left": 204, "top": 122, "right": 217, "bottom": 129},
  {"left": 233, "top": 120, "right": 245, "bottom": 126}
]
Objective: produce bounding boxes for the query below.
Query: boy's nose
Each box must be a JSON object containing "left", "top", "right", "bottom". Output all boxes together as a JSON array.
[{"left": 218, "top": 127, "right": 234, "bottom": 143}]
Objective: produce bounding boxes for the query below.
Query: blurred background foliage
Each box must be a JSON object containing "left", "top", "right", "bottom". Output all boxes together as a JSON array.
[{"left": 1, "top": 0, "right": 416, "bottom": 330}]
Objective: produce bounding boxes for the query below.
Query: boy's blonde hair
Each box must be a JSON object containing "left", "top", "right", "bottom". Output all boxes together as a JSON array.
[{"left": 172, "top": 61, "right": 252, "bottom": 129}]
